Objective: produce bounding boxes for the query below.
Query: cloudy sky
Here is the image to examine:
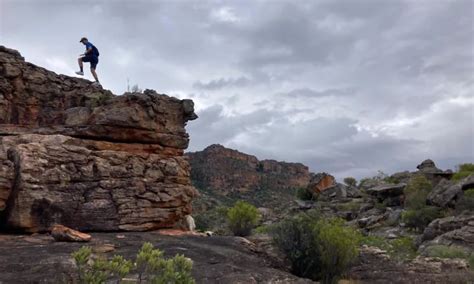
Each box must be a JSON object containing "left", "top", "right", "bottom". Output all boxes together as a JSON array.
[{"left": 1, "top": 0, "right": 473, "bottom": 179}]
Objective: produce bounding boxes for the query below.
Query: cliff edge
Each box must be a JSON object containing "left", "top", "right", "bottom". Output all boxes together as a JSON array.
[{"left": 0, "top": 46, "right": 198, "bottom": 232}]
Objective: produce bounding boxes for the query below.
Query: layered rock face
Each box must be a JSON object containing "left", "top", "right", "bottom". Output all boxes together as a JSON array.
[
  {"left": 187, "top": 144, "right": 310, "bottom": 194},
  {"left": 0, "top": 46, "right": 198, "bottom": 232}
]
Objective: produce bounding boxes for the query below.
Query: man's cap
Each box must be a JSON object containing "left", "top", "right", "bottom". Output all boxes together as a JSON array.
[{"left": 79, "top": 37, "right": 88, "bottom": 43}]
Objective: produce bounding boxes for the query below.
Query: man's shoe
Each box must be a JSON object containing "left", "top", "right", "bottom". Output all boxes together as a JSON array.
[
  {"left": 92, "top": 81, "right": 101, "bottom": 86},
  {"left": 75, "top": 71, "right": 84, "bottom": 76}
]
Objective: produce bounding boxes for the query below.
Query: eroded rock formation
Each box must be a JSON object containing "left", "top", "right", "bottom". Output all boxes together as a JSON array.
[
  {"left": 187, "top": 144, "right": 310, "bottom": 194},
  {"left": 0, "top": 46, "right": 198, "bottom": 232}
]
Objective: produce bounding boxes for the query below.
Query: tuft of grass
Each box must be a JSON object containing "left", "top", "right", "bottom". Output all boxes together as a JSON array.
[
  {"left": 360, "top": 235, "right": 417, "bottom": 262},
  {"left": 424, "top": 245, "right": 474, "bottom": 270}
]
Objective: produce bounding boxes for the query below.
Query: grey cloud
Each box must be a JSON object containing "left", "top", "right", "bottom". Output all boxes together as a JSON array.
[
  {"left": 2, "top": 0, "right": 472, "bottom": 180},
  {"left": 193, "top": 76, "right": 251, "bottom": 90},
  {"left": 283, "top": 88, "right": 354, "bottom": 99}
]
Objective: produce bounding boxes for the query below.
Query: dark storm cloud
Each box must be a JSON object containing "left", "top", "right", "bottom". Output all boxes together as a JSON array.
[{"left": 1, "top": 0, "right": 472, "bottom": 179}]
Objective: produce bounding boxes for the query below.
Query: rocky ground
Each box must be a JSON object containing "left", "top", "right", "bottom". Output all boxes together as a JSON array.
[{"left": 0, "top": 231, "right": 311, "bottom": 284}]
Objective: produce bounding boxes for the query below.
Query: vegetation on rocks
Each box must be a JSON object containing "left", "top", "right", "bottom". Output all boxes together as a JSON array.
[
  {"left": 227, "top": 201, "right": 261, "bottom": 236},
  {"left": 452, "top": 163, "right": 474, "bottom": 181},
  {"left": 295, "top": 186, "right": 316, "bottom": 201},
  {"left": 456, "top": 189, "right": 474, "bottom": 213},
  {"left": 402, "top": 175, "right": 442, "bottom": 231},
  {"left": 360, "top": 235, "right": 418, "bottom": 261},
  {"left": 72, "top": 242, "right": 195, "bottom": 284},
  {"left": 343, "top": 177, "right": 357, "bottom": 187},
  {"left": 271, "top": 211, "right": 360, "bottom": 283},
  {"left": 424, "top": 245, "right": 474, "bottom": 268}
]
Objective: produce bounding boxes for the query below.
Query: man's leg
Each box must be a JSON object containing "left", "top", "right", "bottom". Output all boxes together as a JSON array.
[
  {"left": 76, "top": 57, "right": 84, "bottom": 75},
  {"left": 78, "top": 57, "right": 83, "bottom": 72},
  {"left": 91, "top": 68, "right": 99, "bottom": 83}
]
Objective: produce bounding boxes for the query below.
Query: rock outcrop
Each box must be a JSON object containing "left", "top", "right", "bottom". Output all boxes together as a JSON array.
[
  {"left": 187, "top": 144, "right": 310, "bottom": 194},
  {"left": 427, "top": 174, "right": 474, "bottom": 208},
  {"left": 0, "top": 46, "right": 198, "bottom": 232},
  {"left": 307, "top": 172, "right": 336, "bottom": 194}
]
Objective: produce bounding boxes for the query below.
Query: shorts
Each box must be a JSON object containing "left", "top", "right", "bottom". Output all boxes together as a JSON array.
[{"left": 82, "top": 55, "right": 99, "bottom": 69}]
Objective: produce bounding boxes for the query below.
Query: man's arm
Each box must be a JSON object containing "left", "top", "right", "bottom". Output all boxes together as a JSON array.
[{"left": 85, "top": 43, "right": 93, "bottom": 55}]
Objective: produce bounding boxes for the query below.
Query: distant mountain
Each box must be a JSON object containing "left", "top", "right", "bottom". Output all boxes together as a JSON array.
[{"left": 186, "top": 145, "right": 312, "bottom": 211}]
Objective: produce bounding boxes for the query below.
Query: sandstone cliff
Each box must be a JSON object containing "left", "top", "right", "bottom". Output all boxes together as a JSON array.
[
  {"left": 187, "top": 144, "right": 310, "bottom": 195},
  {"left": 0, "top": 46, "right": 198, "bottom": 232}
]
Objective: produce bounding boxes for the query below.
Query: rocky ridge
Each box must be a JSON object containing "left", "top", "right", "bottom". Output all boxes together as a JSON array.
[
  {"left": 187, "top": 144, "right": 310, "bottom": 195},
  {"left": 0, "top": 46, "right": 198, "bottom": 232}
]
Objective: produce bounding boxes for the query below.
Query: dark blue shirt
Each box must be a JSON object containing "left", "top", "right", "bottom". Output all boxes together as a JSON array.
[{"left": 85, "top": 42, "right": 98, "bottom": 57}]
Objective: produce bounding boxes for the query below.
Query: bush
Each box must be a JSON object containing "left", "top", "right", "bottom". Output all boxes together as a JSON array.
[
  {"left": 402, "top": 206, "right": 443, "bottom": 231},
  {"left": 452, "top": 163, "right": 474, "bottom": 181},
  {"left": 295, "top": 187, "right": 315, "bottom": 201},
  {"left": 404, "top": 174, "right": 432, "bottom": 210},
  {"left": 343, "top": 177, "right": 357, "bottom": 187},
  {"left": 227, "top": 201, "right": 260, "bottom": 236},
  {"left": 72, "top": 242, "right": 195, "bottom": 284},
  {"left": 271, "top": 211, "right": 360, "bottom": 283}
]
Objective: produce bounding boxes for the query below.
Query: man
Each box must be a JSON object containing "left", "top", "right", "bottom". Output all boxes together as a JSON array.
[{"left": 76, "top": 37, "right": 100, "bottom": 85}]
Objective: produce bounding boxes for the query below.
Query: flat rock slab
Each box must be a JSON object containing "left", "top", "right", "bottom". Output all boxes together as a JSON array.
[{"left": 0, "top": 231, "right": 312, "bottom": 284}]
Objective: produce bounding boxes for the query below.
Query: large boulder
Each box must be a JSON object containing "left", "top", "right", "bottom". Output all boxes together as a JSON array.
[
  {"left": 366, "top": 183, "right": 406, "bottom": 206},
  {"left": 421, "top": 215, "right": 474, "bottom": 242},
  {"left": 427, "top": 174, "right": 474, "bottom": 208},
  {"left": 307, "top": 172, "right": 335, "bottom": 194},
  {"left": 0, "top": 46, "right": 198, "bottom": 232}
]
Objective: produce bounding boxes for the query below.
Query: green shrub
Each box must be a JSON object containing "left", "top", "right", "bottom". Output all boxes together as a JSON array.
[
  {"left": 343, "top": 177, "right": 357, "bottom": 187},
  {"left": 72, "top": 242, "right": 195, "bottom": 284},
  {"left": 295, "top": 187, "right": 315, "bottom": 201},
  {"left": 452, "top": 163, "right": 474, "bottom": 181},
  {"left": 404, "top": 174, "right": 432, "bottom": 210},
  {"left": 253, "top": 225, "right": 272, "bottom": 234},
  {"left": 402, "top": 206, "right": 443, "bottom": 231},
  {"left": 227, "top": 201, "right": 260, "bottom": 237},
  {"left": 271, "top": 211, "right": 360, "bottom": 283}
]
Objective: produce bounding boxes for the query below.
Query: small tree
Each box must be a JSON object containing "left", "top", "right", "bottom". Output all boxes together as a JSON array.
[
  {"left": 343, "top": 177, "right": 357, "bottom": 187},
  {"left": 227, "top": 201, "right": 260, "bottom": 236}
]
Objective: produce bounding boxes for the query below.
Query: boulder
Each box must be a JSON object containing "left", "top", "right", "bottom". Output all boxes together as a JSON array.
[
  {"left": 416, "top": 159, "right": 453, "bottom": 185},
  {"left": 51, "top": 224, "right": 91, "bottom": 242},
  {"left": 427, "top": 174, "right": 474, "bottom": 208},
  {"left": 366, "top": 183, "right": 406, "bottom": 205},
  {"left": 421, "top": 215, "right": 474, "bottom": 242},
  {"left": 0, "top": 46, "right": 198, "bottom": 232},
  {"left": 307, "top": 172, "right": 335, "bottom": 194}
]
